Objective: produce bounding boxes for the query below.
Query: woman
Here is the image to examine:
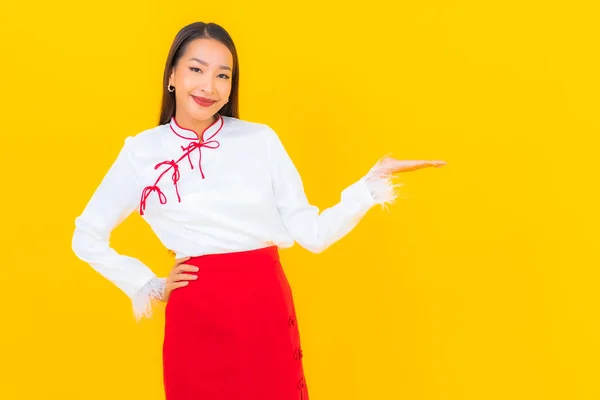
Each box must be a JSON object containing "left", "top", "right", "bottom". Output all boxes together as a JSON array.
[{"left": 71, "top": 21, "right": 446, "bottom": 400}]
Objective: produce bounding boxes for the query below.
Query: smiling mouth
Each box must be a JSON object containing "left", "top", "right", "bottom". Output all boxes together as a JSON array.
[{"left": 191, "top": 95, "right": 217, "bottom": 107}]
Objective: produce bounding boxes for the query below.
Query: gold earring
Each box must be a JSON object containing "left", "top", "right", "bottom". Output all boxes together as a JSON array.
[{"left": 168, "top": 85, "right": 175, "bottom": 92}]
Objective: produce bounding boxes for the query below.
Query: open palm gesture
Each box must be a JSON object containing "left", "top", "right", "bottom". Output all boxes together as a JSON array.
[{"left": 377, "top": 157, "right": 447, "bottom": 174}]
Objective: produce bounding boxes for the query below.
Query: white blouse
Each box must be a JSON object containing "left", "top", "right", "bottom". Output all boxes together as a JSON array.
[{"left": 71, "top": 115, "right": 400, "bottom": 321}]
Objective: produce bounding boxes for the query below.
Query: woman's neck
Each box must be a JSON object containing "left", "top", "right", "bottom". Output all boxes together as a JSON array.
[{"left": 174, "top": 113, "right": 217, "bottom": 139}]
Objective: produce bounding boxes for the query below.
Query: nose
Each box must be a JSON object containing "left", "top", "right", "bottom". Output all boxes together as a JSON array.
[{"left": 200, "top": 74, "right": 216, "bottom": 95}]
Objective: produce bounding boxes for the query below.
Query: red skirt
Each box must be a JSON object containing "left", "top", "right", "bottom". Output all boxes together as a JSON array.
[{"left": 162, "top": 246, "right": 309, "bottom": 400}]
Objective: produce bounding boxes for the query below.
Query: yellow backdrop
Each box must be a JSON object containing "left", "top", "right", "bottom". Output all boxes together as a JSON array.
[{"left": 1, "top": 1, "right": 599, "bottom": 399}]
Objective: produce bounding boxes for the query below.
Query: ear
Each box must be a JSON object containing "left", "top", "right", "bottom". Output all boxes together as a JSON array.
[{"left": 168, "top": 68, "right": 175, "bottom": 86}]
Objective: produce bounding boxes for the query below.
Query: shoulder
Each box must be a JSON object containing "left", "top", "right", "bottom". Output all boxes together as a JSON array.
[
  {"left": 111, "top": 124, "right": 170, "bottom": 172},
  {"left": 222, "top": 116, "right": 277, "bottom": 138},
  {"left": 124, "top": 123, "right": 168, "bottom": 150},
  {"left": 222, "top": 116, "right": 285, "bottom": 156},
  {"left": 115, "top": 123, "right": 170, "bottom": 162}
]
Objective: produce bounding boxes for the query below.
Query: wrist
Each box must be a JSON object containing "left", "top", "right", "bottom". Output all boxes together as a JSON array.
[{"left": 132, "top": 276, "right": 167, "bottom": 321}]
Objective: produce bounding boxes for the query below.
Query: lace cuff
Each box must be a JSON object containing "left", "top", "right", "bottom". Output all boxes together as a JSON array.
[
  {"left": 131, "top": 277, "right": 166, "bottom": 321},
  {"left": 364, "top": 157, "right": 404, "bottom": 208}
]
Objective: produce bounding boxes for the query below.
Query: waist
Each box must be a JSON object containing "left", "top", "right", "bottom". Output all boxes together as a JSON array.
[{"left": 184, "top": 245, "right": 280, "bottom": 268}]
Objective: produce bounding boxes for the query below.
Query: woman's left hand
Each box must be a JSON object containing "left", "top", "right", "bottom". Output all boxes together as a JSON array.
[{"left": 376, "top": 157, "right": 447, "bottom": 174}]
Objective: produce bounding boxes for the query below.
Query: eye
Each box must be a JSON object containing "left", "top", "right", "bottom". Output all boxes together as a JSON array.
[
  {"left": 218, "top": 74, "right": 231, "bottom": 79},
  {"left": 189, "top": 67, "right": 202, "bottom": 73}
]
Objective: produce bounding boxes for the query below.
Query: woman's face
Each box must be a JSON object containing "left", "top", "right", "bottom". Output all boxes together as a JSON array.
[{"left": 169, "top": 38, "right": 233, "bottom": 123}]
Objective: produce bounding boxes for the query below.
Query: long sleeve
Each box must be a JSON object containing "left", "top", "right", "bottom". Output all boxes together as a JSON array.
[
  {"left": 71, "top": 137, "right": 165, "bottom": 321},
  {"left": 266, "top": 126, "right": 402, "bottom": 254}
]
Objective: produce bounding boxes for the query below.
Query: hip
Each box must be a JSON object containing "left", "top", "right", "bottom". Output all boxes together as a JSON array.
[{"left": 164, "top": 246, "right": 294, "bottom": 317}]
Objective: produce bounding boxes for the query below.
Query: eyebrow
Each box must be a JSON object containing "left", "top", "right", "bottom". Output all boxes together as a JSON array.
[{"left": 189, "top": 57, "right": 232, "bottom": 71}]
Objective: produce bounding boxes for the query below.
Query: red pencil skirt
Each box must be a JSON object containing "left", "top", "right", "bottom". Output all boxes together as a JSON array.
[{"left": 162, "top": 246, "right": 309, "bottom": 400}]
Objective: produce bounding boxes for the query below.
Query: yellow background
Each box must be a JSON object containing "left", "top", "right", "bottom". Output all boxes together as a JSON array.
[{"left": 1, "top": 1, "right": 599, "bottom": 399}]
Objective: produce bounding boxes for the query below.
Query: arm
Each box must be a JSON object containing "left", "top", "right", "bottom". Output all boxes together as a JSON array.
[
  {"left": 266, "top": 126, "right": 402, "bottom": 254},
  {"left": 71, "top": 137, "right": 165, "bottom": 322}
]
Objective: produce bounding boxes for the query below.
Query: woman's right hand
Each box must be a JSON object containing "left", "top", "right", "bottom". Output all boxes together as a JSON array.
[{"left": 161, "top": 256, "right": 199, "bottom": 302}]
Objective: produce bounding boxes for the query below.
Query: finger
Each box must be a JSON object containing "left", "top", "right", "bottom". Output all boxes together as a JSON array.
[
  {"left": 174, "top": 273, "right": 198, "bottom": 281},
  {"left": 421, "top": 160, "right": 445, "bottom": 168},
  {"left": 172, "top": 281, "right": 189, "bottom": 288},
  {"left": 413, "top": 160, "right": 431, "bottom": 169},
  {"left": 174, "top": 256, "right": 191, "bottom": 266},
  {"left": 176, "top": 264, "right": 200, "bottom": 272}
]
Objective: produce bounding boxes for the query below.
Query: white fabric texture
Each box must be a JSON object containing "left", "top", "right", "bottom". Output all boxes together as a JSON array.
[{"left": 71, "top": 115, "right": 401, "bottom": 320}]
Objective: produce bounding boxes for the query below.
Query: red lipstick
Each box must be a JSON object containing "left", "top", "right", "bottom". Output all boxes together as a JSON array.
[{"left": 191, "top": 95, "right": 217, "bottom": 107}]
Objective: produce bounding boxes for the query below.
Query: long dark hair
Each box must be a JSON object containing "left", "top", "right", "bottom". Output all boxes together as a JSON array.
[{"left": 158, "top": 22, "right": 240, "bottom": 126}]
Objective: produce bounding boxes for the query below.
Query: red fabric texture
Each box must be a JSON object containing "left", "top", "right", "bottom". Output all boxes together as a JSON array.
[{"left": 163, "top": 246, "right": 309, "bottom": 400}]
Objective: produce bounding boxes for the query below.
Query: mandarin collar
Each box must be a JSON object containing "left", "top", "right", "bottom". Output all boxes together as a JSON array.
[{"left": 169, "top": 114, "right": 224, "bottom": 142}]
